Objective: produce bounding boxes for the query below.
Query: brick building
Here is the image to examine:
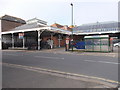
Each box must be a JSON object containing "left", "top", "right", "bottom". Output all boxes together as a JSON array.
[
  {"left": 51, "top": 23, "right": 72, "bottom": 31},
  {"left": 0, "top": 15, "right": 26, "bottom": 49},
  {"left": 1, "top": 15, "right": 71, "bottom": 50},
  {"left": 1, "top": 15, "right": 119, "bottom": 51},
  {"left": 0, "top": 15, "right": 26, "bottom": 32}
]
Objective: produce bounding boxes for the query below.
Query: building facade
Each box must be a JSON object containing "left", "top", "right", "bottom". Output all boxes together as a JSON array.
[
  {"left": 0, "top": 15, "right": 120, "bottom": 50},
  {"left": 73, "top": 21, "right": 120, "bottom": 42},
  {"left": 0, "top": 15, "right": 26, "bottom": 49},
  {"left": 1, "top": 15, "right": 71, "bottom": 50},
  {"left": 0, "top": 15, "right": 26, "bottom": 32}
]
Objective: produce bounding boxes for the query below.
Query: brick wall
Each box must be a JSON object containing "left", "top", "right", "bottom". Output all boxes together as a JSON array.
[
  {"left": 73, "top": 35, "right": 84, "bottom": 41},
  {"left": 1, "top": 20, "right": 24, "bottom": 32},
  {"left": 42, "top": 36, "right": 66, "bottom": 48}
]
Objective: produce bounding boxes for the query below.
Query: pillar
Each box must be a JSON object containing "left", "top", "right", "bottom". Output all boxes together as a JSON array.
[
  {"left": 12, "top": 33, "right": 14, "bottom": 48},
  {"left": 0, "top": 34, "right": 1, "bottom": 50},
  {"left": 58, "top": 34, "right": 61, "bottom": 48},
  {"left": 23, "top": 32, "right": 25, "bottom": 49},
  {"left": 38, "top": 30, "right": 41, "bottom": 50},
  {"left": 50, "top": 33, "right": 54, "bottom": 49}
]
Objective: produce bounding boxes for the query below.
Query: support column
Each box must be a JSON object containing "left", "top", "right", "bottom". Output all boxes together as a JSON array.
[
  {"left": 12, "top": 33, "right": 14, "bottom": 48},
  {"left": 50, "top": 33, "right": 54, "bottom": 49},
  {"left": 0, "top": 34, "right": 2, "bottom": 50},
  {"left": 38, "top": 30, "right": 41, "bottom": 50},
  {"left": 23, "top": 32, "right": 25, "bottom": 49},
  {"left": 58, "top": 34, "right": 61, "bottom": 48},
  {"left": 0, "top": 20, "right": 2, "bottom": 50}
]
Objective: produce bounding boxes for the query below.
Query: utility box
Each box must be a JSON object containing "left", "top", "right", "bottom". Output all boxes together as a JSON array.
[{"left": 84, "top": 35, "right": 111, "bottom": 52}]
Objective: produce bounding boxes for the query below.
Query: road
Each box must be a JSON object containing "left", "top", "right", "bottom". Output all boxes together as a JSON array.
[
  {"left": 3, "top": 64, "right": 104, "bottom": 88},
  {"left": 2, "top": 50, "right": 119, "bottom": 86}
]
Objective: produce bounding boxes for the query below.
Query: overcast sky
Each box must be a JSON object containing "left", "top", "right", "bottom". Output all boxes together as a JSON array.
[{"left": 0, "top": 0, "right": 119, "bottom": 26}]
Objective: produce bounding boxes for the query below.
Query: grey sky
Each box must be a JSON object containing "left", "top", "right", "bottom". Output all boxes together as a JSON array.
[{"left": 0, "top": 0, "right": 118, "bottom": 26}]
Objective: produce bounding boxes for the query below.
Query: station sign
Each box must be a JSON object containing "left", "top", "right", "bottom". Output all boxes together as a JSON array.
[
  {"left": 19, "top": 33, "right": 24, "bottom": 39},
  {"left": 66, "top": 37, "right": 70, "bottom": 45}
]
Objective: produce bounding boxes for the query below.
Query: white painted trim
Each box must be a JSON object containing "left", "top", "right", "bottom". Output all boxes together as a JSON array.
[
  {"left": 1, "top": 25, "right": 119, "bottom": 36},
  {"left": 1, "top": 27, "right": 51, "bottom": 34},
  {"left": 84, "top": 35, "right": 109, "bottom": 39},
  {"left": 74, "top": 31, "right": 120, "bottom": 35},
  {"left": 1, "top": 26, "right": 72, "bottom": 35}
]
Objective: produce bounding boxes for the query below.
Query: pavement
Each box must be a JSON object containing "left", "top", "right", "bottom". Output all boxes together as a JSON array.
[
  {"left": 2, "top": 63, "right": 114, "bottom": 88},
  {"left": 2, "top": 48, "right": 119, "bottom": 88},
  {"left": 25, "top": 47, "right": 118, "bottom": 58}
]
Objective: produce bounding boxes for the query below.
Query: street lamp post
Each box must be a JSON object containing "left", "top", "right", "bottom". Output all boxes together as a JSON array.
[{"left": 71, "top": 3, "right": 73, "bottom": 52}]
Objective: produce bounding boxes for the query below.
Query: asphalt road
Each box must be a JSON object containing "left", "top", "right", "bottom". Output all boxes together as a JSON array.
[
  {"left": 3, "top": 64, "right": 104, "bottom": 88},
  {"left": 2, "top": 50, "right": 118, "bottom": 83}
]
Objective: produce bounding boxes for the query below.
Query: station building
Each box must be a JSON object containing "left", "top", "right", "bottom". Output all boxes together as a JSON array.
[
  {"left": 72, "top": 21, "right": 120, "bottom": 52},
  {"left": 73, "top": 21, "right": 120, "bottom": 39},
  {"left": 0, "top": 15, "right": 26, "bottom": 50},
  {"left": 0, "top": 15, "right": 120, "bottom": 50},
  {"left": 0, "top": 15, "right": 71, "bottom": 50}
]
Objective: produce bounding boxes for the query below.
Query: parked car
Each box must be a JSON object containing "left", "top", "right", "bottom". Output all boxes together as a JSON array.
[{"left": 113, "top": 42, "right": 120, "bottom": 47}]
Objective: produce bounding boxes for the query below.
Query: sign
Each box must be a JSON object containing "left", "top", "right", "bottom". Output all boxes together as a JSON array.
[
  {"left": 66, "top": 37, "right": 69, "bottom": 45},
  {"left": 19, "top": 33, "right": 24, "bottom": 39},
  {"left": 110, "top": 38, "right": 113, "bottom": 41}
]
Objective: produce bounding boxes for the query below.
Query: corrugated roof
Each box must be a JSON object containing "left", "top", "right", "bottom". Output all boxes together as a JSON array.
[
  {"left": 0, "top": 14, "right": 26, "bottom": 24},
  {"left": 73, "top": 21, "right": 118, "bottom": 31}
]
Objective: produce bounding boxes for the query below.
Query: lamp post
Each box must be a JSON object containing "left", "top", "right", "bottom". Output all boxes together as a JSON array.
[{"left": 70, "top": 3, "right": 73, "bottom": 52}]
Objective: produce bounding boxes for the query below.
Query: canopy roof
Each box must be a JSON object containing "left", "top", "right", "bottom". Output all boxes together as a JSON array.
[
  {"left": 73, "top": 21, "right": 120, "bottom": 35},
  {"left": 1, "top": 21, "right": 72, "bottom": 35}
]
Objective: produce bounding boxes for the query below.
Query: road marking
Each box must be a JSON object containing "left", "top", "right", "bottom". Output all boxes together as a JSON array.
[
  {"left": 4, "top": 54, "right": 19, "bottom": 56},
  {"left": 2, "top": 62, "right": 119, "bottom": 87},
  {"left": 34, "top": 56, "right": 64, "bottom": 60},
  {"left": 84, "top": 60, "right": 120, "bottom": 65}
]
